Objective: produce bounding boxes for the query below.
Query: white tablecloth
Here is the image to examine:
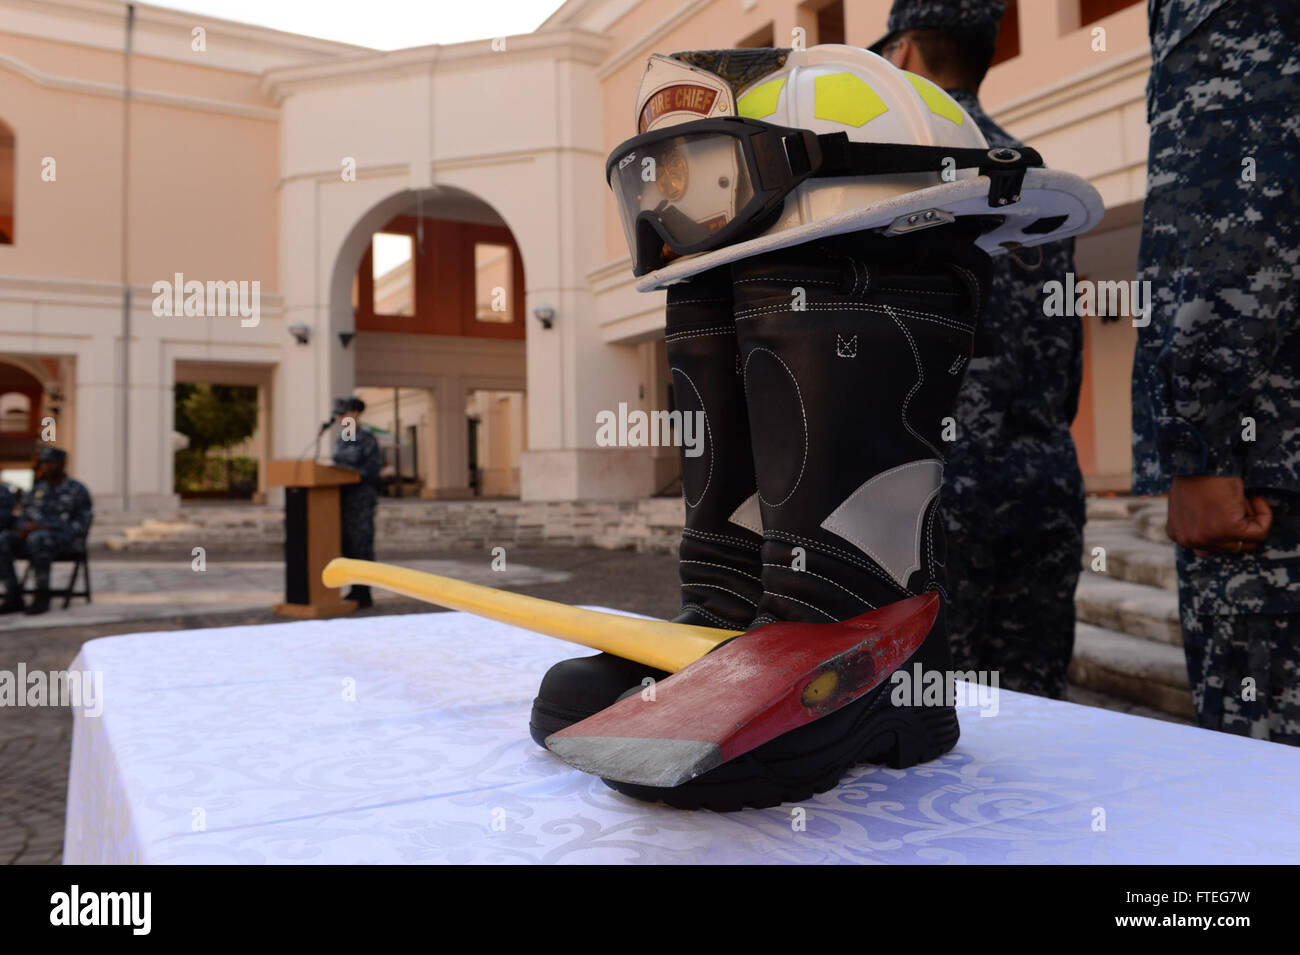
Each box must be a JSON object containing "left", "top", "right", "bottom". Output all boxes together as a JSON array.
[{"left": 63, "top": 610, "right": 1300, "bottom": 864}]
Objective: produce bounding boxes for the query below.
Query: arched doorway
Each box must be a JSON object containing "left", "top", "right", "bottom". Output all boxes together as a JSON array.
[
  {"left": 329, "top": 187, "right": 528, "bottom": 499},
  {"left": 0, "top": 356, "right": 72, "bottom": 487}
]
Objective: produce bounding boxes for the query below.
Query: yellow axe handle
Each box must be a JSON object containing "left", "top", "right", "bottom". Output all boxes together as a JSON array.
[{"left": 322, "top": 558, "right": 739, "bottom": 673}]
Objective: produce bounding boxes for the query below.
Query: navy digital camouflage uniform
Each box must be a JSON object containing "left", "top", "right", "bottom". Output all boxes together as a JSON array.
[
  {"left": 0, "top": 484, "right": 13, "bottom": 534},
  {"left": 942, "top": 89, "right": 1085, "bottom": 700},
  {"left": 332, "top": 421, "right": 382, "bottom": 563},
  {"left": 0, "top": 474, "right": 93, "bottom": 594},
  {"left": 1132, "top": 0, "right": 1300, "bottom": 744}
]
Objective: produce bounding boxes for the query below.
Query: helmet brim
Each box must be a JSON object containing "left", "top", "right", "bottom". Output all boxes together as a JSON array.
[{"left": 635, "top": 167, "right": 1104, "bottom": 291}]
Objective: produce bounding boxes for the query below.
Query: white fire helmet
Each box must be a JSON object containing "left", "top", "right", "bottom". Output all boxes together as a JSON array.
[{"left": 606, "top": 45, "right": 1104, "bottom": 290}]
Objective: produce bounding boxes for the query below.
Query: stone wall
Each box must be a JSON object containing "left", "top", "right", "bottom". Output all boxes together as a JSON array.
[{"left": 98, "top": 498, "right": 686, "bottom": 555}]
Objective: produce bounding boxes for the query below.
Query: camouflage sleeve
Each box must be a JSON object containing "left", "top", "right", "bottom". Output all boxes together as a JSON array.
[
  {"left": 333, "top": 429, "right": 382, "bottom": 479},
  {"left": 67, "top": 483, "right": 93, "bottom": 540},
  {"left": 332, "top": 434, "right": 364, "bottom": 472},
  {"left": 41, "top": 483, "right": 93, "bottom": 540},
  {"left": 1139, "top": 3, "right": 1300, "bottom": 479}
]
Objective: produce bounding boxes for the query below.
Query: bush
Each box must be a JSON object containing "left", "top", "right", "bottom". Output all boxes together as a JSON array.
[{"left": 175, "top": 450, "right": 257, "bottom": 495}]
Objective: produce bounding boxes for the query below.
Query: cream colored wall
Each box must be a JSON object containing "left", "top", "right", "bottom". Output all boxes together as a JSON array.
[{"left": 0, "top": 0, "right": 361, "bottom": 509}]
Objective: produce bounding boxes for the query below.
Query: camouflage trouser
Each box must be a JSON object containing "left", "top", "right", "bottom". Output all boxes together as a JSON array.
[
  {"left": 0, "top": 529, "right": 74, "bottom": 593},
  {"left": 340, "top": 484, "right": 377, "bottom": 563},
  {"left": 1177, "top": 491, "right": 1300, "bottom": 746},
  {"left": 944, "top": 496, "right": 1084, "bottom": 699}
]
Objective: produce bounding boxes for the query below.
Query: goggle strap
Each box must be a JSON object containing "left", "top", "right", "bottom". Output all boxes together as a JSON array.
[{"left": 814, "top": 134, "right": 1043, "bottom": 207}]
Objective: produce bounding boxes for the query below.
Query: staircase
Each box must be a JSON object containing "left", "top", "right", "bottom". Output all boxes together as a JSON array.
[
  {"left": 1072, "top": 496, "right": 1193, "bottom": 719},
  {"left": 90, "top": 504, "right": 283, "bottom": 555}
]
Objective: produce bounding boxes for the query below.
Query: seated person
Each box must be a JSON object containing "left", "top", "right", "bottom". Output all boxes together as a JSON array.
[
  {"left": 0, "top": 447, "right": 93, "bottom": 616},
  {"left": 0, "top": 483, "right": 13, "bottom": 533}
]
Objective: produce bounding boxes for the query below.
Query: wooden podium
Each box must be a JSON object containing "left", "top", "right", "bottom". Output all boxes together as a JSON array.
[{"left": 267, "top": 459, "right": 361, "bottom": 618}]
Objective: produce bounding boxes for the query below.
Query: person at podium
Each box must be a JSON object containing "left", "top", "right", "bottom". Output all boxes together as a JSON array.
[{"left": 331, "top": 396, "right": 382, "bottom": 609}]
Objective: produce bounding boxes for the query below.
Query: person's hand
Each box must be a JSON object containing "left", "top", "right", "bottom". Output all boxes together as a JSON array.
[
  {"left": 15, "top": 521, "right": 37, "bottom": 540},
  {"left": 1166, "top": 476, "right": 1272, "bottom": 556}
]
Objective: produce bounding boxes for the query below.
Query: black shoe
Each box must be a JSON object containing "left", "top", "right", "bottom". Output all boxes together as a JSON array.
[
  {"left": 23, "top": 591, "right": 51, "bottom": 616},
  {"left": 345, "top": 586, "right": 373, "bottom": 609},
  {"left": 0, "top": 593, "right": 24, "bottom": 614},
  {"left": 530, "top": 652, "right": 670, "bottom": 748}
]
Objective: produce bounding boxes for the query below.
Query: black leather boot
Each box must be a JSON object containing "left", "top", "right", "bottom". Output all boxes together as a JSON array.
[
  {"left": 602, "top": 227, "right": 991, "bottom": 810},
  {"left": 529, "top": 265, "right": 764, "bottom": 746}
]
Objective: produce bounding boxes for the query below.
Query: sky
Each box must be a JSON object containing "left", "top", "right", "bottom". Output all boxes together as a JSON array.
[{"left": 143, "top": 0, "right": 568, "bottom": 50}]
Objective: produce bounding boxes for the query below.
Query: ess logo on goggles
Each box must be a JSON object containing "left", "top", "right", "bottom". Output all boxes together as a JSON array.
[{"left": 606, "top": 115, "right": 1043, "bottom": 277}]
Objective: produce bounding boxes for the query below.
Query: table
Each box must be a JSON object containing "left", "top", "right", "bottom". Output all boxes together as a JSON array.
[{"left": 63, "top": 611, "right": 1300, "bottom": 864}]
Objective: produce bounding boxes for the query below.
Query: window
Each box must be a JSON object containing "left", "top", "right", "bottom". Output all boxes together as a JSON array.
[
  {"left": 0, "top": 392, "right": 30, "bottom": 432},
  {"left": 0, "top": 122, "right": 14, "bottom": 245},
  {"left": 371, "top": 232, "right": 414, "bottom": 317},
  {"left": 473, "top": 242, "right": 513, "bottom": 323},
  {"left": 738, "top": 22, "right": 775, "bottom": 48},
  {"left": 816, "top": 1, "right": 845, "bottom": 46},
  {"left": 1080, "top": 0, "right": 1141, "bottom": 27},
  {"left": 991, "top": 0, "right": 1020, "bottom": 67}
]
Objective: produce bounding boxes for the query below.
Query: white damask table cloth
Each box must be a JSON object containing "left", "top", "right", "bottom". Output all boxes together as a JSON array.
[{"left": 63, "top": 610, "right": 1300, "bottom": 864}]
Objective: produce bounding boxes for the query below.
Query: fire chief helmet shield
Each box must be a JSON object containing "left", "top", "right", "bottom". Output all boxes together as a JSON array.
[
  {"left": 613, "top": 45, "right": 1104, "bottom": 290},
  {"left": 614, "top": 53, "right": 749, "bottom": 274}
]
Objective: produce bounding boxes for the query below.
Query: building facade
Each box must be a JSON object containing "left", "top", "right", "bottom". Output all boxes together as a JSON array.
[{"left": 0, "top": 0, "right": 1149, "bottom": 511}]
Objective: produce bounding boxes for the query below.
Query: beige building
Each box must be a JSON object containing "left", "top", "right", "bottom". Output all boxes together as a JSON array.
[{"left": 0, "top": 0, "right": 1149, "bottom": 512}]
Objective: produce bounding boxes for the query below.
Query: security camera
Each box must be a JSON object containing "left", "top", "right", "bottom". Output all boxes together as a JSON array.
[
  {"left": 288, "top": 322, "right": 312, "bottom": 344},
  {"left": 533, "top": 305, "right": 556, "bottom": 329}
]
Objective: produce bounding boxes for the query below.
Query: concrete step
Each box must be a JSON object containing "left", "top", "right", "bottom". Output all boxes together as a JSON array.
[
  {"left": 1069, "top": 621, "right": 1193, "bottom": 719},
  {"left": 1085, "top": 496, "right": 1150, "bottom": 521},
  {"left": 1132, "top": 500, "right": 1171, "bottom": 544},
  {"left": 1074, "top": 573, "right": 1181, "bottom": 645},
  {"left": 1082, "top": 525, "right": 1178, "bottom": 591}
]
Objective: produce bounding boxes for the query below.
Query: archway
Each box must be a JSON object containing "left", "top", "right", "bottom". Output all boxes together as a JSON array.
[
  {"left": 328, "top": 186, "right": 529, "bottom": 499},
  {"left": 0, "top": 356, "right": 69, "bottom": 486}
]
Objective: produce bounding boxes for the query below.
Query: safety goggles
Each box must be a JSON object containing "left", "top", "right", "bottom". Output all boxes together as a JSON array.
[{"left": 606, "top": 115, "right": 1043, "bottom": 276}]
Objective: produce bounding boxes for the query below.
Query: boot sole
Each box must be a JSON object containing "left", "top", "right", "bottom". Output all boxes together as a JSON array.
[{"left": 529, "top": 698, "right": 590, "bottom": 749}]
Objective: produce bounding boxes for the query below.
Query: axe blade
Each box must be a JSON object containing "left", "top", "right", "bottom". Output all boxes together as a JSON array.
[{"left": 545, "top": 592, "right": 939, "bottom": 787}]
